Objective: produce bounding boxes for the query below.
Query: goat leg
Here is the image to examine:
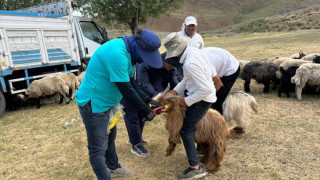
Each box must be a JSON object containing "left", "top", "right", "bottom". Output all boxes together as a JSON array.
[{"left": 166, "top": 141, "right": 176, "bottom": 156}]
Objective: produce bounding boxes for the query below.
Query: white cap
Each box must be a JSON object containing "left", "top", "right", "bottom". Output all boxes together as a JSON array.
[{"left": 184, "top": 16, "right": 197, "bottom": 26}]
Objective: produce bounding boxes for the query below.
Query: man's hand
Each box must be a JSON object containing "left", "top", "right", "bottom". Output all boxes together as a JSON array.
[
  {"left": 179, "top": 97, "right": 188, "bottom": 107},
  {"left": 143, "top": 106, "right": 156, "bottom": 121},
  {"left": 148, "top": 100, "right": 161, "bottom": 109}
]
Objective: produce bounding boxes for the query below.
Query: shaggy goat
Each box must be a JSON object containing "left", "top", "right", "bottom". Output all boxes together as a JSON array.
[
  {"left": 24, "top": 75, "right": 70, "bottom": 108},
  {"left": 239, "top": 60, "right": 250, "bottom": 76},
  {"left": 222, "top": 91, "right": 258, "bottom": 131},
  {"left": 240, "top": 60, "right": 278, "bottom": 93},
  {"left": 155, "top": 93, "right": 244, "bottom": 174},
  {"left": 291, "top": 63, "right": 320, "bottom": 100}
]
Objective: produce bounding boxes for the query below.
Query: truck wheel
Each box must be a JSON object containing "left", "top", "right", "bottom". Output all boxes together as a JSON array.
[{"left": 0, "top": 91, "right": 5, "bottom": 117}]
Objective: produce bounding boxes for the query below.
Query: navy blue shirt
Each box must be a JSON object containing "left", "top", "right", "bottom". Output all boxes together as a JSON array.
[{"left": 136, "top": 62, "right": 180, "bottom": 98}]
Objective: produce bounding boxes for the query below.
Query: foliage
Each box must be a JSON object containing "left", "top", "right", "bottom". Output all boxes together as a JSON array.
[
  {"left": 0, "top": 0, "right": 59, "bottom": 10},
  {"left": 74, "top": 0, "right": 185, "bottom": 32}
]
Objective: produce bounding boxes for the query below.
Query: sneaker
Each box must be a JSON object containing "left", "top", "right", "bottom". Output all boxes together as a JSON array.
[
  {"left": 107, "top": 164, "right": 135, "bottom": 178},
  {"left": 131, "top": 144, "right": 149, "bottom": 157},
  {"left": 127, "top": 139, "right": 148, "bottom": 146},
  {"left": 177, "top": 166, "right": 207, "bottom": 179}
]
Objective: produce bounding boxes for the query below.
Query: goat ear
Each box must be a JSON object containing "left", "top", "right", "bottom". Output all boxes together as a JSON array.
[{"left": 164, "top": 96, "right": 179, "bottom": 100}]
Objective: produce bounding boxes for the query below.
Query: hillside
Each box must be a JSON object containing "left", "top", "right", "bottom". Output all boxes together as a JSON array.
[{"left": 143, "top": 0, "right": 320, "bottom": 34}]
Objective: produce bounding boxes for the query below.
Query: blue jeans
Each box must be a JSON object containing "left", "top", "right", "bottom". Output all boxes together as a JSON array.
[
  {"left": 78, "top": 101, "right": 120, "bottom": 180},
  {"left": 120, "top": 98, "right": 145, "bottom": 146},
  {"left": 180, "top": 101, "right": 212, "bottom": 166}
]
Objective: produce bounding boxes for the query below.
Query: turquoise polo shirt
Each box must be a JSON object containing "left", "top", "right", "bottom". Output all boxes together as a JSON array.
[{"left": 75, "top": 38, "right": 134, "bottom": 113}]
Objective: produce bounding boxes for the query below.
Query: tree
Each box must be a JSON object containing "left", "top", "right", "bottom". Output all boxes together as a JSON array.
[
  {"left": 74, "top": 0, "right": 185, "bottom": 33},
  {"left": 0, "top": 0, "right": 59, "bottom": 10}
]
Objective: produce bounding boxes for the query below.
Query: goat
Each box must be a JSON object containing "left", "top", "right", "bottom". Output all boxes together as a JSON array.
[{"left": 155, "top": 93, "right": 244, "bottom": 174}]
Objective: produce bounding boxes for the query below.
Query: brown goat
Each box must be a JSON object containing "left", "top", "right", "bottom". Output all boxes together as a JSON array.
[{"left": 155, "top": 93, "right": 243, "bottom": 174}]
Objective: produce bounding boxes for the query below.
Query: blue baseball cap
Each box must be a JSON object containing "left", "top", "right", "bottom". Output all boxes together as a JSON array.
[{"left": 136, "top": 30, "right": 163, "bottom": 69}]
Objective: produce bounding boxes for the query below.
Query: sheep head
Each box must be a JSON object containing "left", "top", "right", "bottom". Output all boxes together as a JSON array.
[{"left": 25, "top": 81, "right": 42, "bottom": 99}]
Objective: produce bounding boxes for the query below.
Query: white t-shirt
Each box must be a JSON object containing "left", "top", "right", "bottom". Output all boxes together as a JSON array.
[
  {"left": 201, "top": 47, "right": 239, "bottom": 77},
  {"left": 178, "top": 30, "right": 205, "bottom": 49},
  {"left": 174, "top": 46, "right": 216, "bottom": 106}
]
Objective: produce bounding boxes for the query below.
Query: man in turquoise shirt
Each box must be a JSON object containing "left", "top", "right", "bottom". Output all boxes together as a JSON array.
[{"left": 76, "top": 29, "right": 162, "bottom": 180}]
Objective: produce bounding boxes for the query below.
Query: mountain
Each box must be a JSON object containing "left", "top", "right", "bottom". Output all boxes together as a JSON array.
[{"left": 143, "top": 0, "right": 320, "bottom": 34}]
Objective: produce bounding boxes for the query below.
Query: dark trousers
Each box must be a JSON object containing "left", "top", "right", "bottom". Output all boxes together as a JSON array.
[
  {"left": 180, "top": 100, "right": 212, "bottom": 166},
  {"left": 211, "top": 66, "right": 240, "bottom": 114},
  {"left": 121, "top": 98, "right": 145, "bottom": 146},
  {"left": 78, "top": 102, "right": 120, "bottom": 180}
]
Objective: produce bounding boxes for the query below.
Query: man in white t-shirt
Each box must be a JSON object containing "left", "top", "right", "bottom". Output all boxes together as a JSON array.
[
  {"left": 178, "top": 16, "right": 205, "bottom": 49},
  {"left": 163, "top": 32, "right": 216, "bottom": 179},
  {"left": 201, "top": 47, "right": 240, "bottom": 114}
]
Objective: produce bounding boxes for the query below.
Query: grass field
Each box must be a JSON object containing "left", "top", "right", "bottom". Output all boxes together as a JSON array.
[{"left": 1, "top": 30, "right": 320, "bottom": 180}]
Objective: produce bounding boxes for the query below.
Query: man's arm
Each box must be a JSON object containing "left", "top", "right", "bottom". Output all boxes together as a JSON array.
[
  {"left": 136, "top": 63, "right": 158, "bottom": 97},
  {"left": 212, "top": 75, "right": 223, "bottom": 92}
]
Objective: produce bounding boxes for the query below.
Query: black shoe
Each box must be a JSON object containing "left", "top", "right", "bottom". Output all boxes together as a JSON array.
[{"left": 131, "top": 144, "right": 149, "bottom": 157}]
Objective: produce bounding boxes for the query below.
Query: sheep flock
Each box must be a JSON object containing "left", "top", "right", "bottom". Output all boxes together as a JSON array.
[{"left": 240, "top": 52, "right": 320, "bottom": 100}]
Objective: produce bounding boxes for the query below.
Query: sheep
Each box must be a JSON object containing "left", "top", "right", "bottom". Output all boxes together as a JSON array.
[
  {"left": 239, "top": 60, "right": 250, "bottom": 76},
  {"left": 56, "top": 72, "right": 80, "bottom": 100},
  {"left": 291, "top": 63, "right": 320, "bottom": 100},
  {"left": 77, "top": 71, "right": 85, "bottom": 84},
  {"left": 289, "top": 51, "right": 307, "bottom": 59},
  {"left": 301, "top": 53, "right": 320, "bottom": 61},
  {"left": 277, "top": 66, "right": 299, "bottom": 97},
  {"left": 240, "top": 60, "right": 278, "bottom": 93},
  {"left": 24, "top": 75, "right": 70, "bottom": 109},
  {"left": 155, "top": 93, "right": 244, "bottom": 174},
  {"left": 272, "top": 57, "right": 295, "bottom": 66},
  {"left": 267, "top": 56, "right": 279, "bottom": 63},
  {"left": 276, "top": 59, "right": 312, "bottom": 79},
  {"left": 313, "top": 56, "right": 320, "bottom": 64},
  {"left": 222, "top": 91, "right": 258, "bottom": 131}
]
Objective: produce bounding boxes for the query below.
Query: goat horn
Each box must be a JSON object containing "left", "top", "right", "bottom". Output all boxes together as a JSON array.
[{"left": 164, "top": 96, "right": 179, "bottom": 100}]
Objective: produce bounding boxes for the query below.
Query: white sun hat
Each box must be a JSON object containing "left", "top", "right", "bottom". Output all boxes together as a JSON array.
[{"left": 163, "top": 32, "right": 190, "bottom": 59}]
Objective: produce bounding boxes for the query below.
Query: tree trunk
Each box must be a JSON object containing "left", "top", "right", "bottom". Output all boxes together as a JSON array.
[{"left": 127, "top": 8, "right": 139, "bottom": 34}]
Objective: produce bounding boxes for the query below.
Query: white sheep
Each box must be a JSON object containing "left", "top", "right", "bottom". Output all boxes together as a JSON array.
[
  {"left": 289, "top": 51, "right": 307, "bottom": 59},
  {"left": 267, "top": 56, "right": 279, "bottom": 63},
  {"left": 222, "top": 91, "right": 258, "bottom": 131},
  {"left": 301, "top": 53, "right": 320, "bottom": 61},
  {"left": 272, "top": 57, "right": 295, "bottom": 67},
  {"left": 24, "top": 75, "right": 70, "bottom": 108},
  {"left": 56, "top": 73, "right": 80, "bottom": 100},
  {"left": 291, "top": 63, "right": 320, "bottom": 100},
  {"left": 276, "top": 59, "right": 312, "bottom": 79},
  {"left": 77, "top": 71, "right": 85, "bottom": 84}
]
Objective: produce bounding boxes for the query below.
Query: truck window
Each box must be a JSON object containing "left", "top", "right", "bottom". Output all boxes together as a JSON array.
[{"left": 79, "top": 21, "right": 104, "bottom": 44}]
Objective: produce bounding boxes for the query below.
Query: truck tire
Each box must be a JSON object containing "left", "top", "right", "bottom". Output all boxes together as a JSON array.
[{"left": 0, "top": 91, "right": 5, "bottom": 117}]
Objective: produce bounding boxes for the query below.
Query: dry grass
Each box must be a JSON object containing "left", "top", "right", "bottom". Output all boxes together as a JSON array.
[{"left": 1, "top": 30, "right": 320, "bottom": 180}]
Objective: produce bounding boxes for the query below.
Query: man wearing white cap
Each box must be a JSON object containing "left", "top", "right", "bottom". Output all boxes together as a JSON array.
[
  {"left": 164, "top": 32, "right": 216, "bottom": 179},
  {"left": 178, "top": 16, "right": 205, "bottom": 49}
]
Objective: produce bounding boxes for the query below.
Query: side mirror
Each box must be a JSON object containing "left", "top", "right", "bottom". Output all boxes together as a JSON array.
[{"left": 101, "top": 28, "right": 109, "bottom": 44}]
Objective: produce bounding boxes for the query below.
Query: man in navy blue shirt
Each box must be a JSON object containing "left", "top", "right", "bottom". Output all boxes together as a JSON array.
[{"left": 136, "top": 52, "right": 181, "bottom": 98}]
